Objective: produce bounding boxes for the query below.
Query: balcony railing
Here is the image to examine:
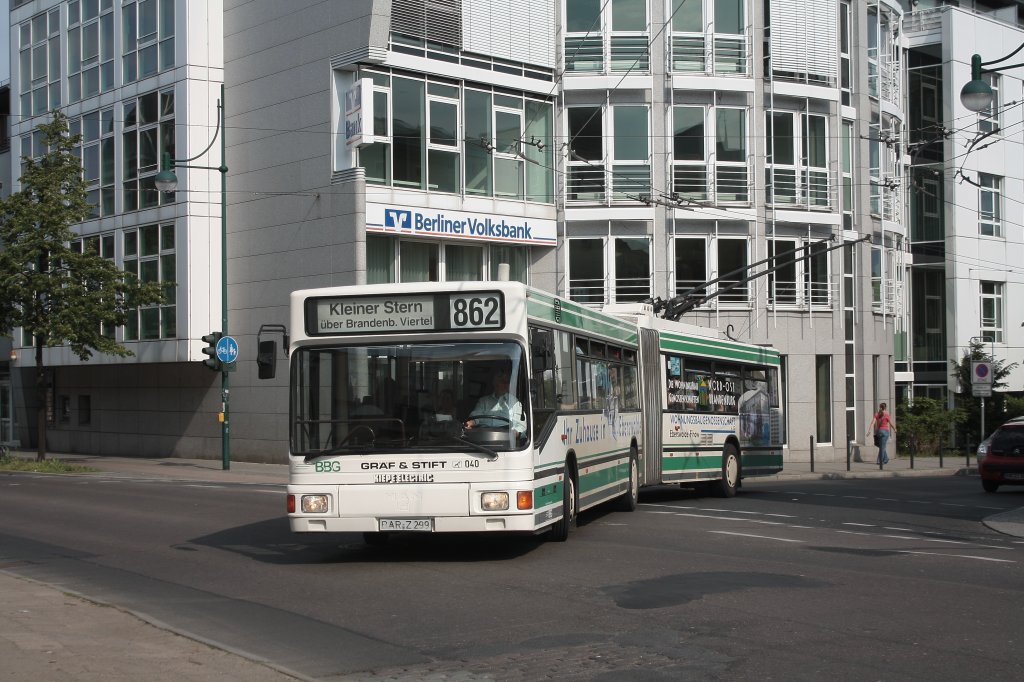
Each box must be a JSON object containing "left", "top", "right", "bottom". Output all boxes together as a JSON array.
[
  {"left": 670, "top": 33, "right": 750, "bottom": 76},
  {"left": 765, "top": 167, "right": 833, "bottom": 208},
  {"left": 564, "top": 34, "right": 650, "bottom": 75}
]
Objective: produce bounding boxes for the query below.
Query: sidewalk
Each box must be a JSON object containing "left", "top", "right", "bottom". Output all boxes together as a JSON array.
[{"left": 2, "top": 450, "right": 1022, "bottom": 682}]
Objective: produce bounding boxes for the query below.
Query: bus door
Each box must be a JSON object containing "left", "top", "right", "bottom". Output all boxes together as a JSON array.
[{"left": 638, "top": 327, "right": 662, "bottom": 485}]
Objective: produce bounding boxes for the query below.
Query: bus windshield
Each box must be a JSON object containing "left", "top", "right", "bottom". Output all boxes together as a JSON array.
[{"left": 291, "top": 341, "right": 528, "bottom": 456}]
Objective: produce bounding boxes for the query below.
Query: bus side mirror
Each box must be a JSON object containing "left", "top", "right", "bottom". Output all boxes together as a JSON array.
[
  {"left": 531, "top": 329, "right": 554, "bottom": 373},
  {"left": 257, "top": 340, "right": 277, "bottom": 379}
]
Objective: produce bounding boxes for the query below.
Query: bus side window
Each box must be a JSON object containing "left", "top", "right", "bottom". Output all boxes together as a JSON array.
[{"left": 555, "top": 330, "right": 576, "bottom": 410}]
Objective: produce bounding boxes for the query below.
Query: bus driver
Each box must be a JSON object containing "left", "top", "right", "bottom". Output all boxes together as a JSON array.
[{"left": 465, "top": 363, "right": 527, "bottom": 435}]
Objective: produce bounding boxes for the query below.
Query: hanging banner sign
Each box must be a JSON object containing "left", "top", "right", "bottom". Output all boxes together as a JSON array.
[
  {"left": 345, "top": 79, "right": 374, "bottom": 148},
  {"left": 366, "top": 203, "right": 557, "bottom": 247}
]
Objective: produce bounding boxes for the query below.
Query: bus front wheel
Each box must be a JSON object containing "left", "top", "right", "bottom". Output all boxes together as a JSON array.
[
  {"left": 550, "top": 467, "right": 576, "bottom": 542},
  {"left": 713, "top": 444, "right": 740, "bottom": 498}
]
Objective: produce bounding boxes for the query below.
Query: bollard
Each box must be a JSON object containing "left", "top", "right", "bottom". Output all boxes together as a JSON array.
[
  {"left": 939, "top": 446, "right": 944, "bottom": 469},
  {"left": 910, "top": 442, "right": 914, "bottom": 470},
  {"left": 810, "top": 435, "right": 815, "bottom": 473},
  {"left": 846, "top": 439, "right": 853, "bottom": 472},
  {"left": 966, "top": 444, "right": 972, "bottom": 469}
]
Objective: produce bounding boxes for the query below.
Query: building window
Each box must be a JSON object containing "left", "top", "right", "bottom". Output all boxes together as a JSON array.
[
  {"left": 815, "top": 355, "right": 832, "bottom": 444},
  {"left": 123, "top": 89, "right": 175, "bottom": 211},
  {"left": 673, "top": 236, "right": 707, "bottom": 297},
  {"left": 670, "top": 0, "right": 747, "bottom": 74},
  {"left": 70, "top": 232, "right": 117, "bottom": 340},
  {"left": 766, "top": 111, "right": 828, "bottom": 207},
  {"left": 123, "top": 224, "right": 176, "bottom": 340},
  {"left": 979, "top": 173, "right": 1002, "bottom": 237},
  {"left": 840, "top": 1, "right": 851, "bottom": 105},
  {"left": 611, "top": 106, "right": 650, "bottom": 200},
  {"left": 71, "top": 109, "right": 116, "bottom": 217},
  {"left": 716, "top": 237, "right": 748, "bottom": 304},
  {"left": 357, "top": 71, "right": 553, "bottom": 202},
  {"left": 715, "top": 108, "right": 748, "bottom": 202},
  {"left": 566, "top": 105, "right": 653, "bottom": 203},
  {"left": 370, "top": 238, "right": 528, "bottom": 285},
  {"left": 122, "top": 0, "right": 176, "bottom": 84},
  {"left": 979, "top": 73, "right": 1000, "bottom": 134},
  {"left": 672, "top": 105, "right": 706, "bottom": 200},
  {"left": 567, "top": 106, "right": 605, "bottom": 202},
  {"left": 564, "top": 0, "right": 649, "bottom": 74},
  {"left": 567, "top": 236, "right": 650, "bottom": 305},
  {"left": 614, "top": 237, "right": 651, "bottom": 301},
  {"left": 68, "top": 0, "right": 115, "bottom": 103},
  {"left": 768, "top": 239, "right": 798, "bottom": 305},
  {"left": 568, "top": 238, "right": 605, "bottom": 304},
  {"left": 841, "top": 120, "right": 854, "bottom": 230},
  {"left": 19, "top": 8, "right": 61, "bottom": 116},
  {"left": 980, "top": 282, "right": 1004, "bottom": 343}
]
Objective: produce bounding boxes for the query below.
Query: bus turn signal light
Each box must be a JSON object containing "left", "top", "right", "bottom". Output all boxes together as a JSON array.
[{"left": 517, "top": 491, "right": 533, "bottom": 510}]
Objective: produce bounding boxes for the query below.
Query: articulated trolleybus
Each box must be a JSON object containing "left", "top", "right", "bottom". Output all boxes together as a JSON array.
[{"left": 282, "top": 282, "right": 783, "bottom": 543}]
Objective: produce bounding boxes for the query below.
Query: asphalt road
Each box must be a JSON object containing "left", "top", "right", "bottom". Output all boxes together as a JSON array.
[{"left": 2, "top": 472, "right": 1022, "bottom": 680}]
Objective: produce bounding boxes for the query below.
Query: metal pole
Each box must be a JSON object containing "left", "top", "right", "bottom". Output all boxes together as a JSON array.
[
  {"left": 846, "top": 436, "right": 851, "bottom": 471},
  {"left": 219, "top": 84, "right": 230, "bottom": 471},
  {"left": 809, "top": 435, "right": 815, "bottom": 473}
]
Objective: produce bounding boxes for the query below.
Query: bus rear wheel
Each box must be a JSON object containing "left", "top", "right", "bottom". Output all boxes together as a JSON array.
[
  {"left": 550, "top": 467, "right": 576, "bottom": 542},
  {"left": 713, "top": 444, "right": 740, "bottom": 498},
  {"left": 616, "top": 450, "right": 639, "bottom": 512}
]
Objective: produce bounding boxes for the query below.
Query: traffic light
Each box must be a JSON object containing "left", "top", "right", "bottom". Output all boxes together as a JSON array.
[{"left": 201, "top": 331, "right": 223, "bottom": 371}]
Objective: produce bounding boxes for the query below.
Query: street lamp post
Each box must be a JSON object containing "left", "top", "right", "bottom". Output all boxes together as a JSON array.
[
  {"left": 154, "top": 84, "right": 230, "bottom": 470},
  {"left": 960, "top": 43, "right": 1024, "bottom": 111}
]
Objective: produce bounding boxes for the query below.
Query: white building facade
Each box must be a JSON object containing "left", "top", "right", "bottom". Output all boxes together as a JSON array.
[
  {"left": 3, "top": 0, "right": 925, "bottom": 462},
  {"left": 905, "top": 0, "right": 1024, "bottom": 425}
]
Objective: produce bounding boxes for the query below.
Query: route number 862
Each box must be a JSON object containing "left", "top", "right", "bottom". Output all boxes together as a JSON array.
[{"left": 450, "top": 295, "right": 502, "bottom": 329}]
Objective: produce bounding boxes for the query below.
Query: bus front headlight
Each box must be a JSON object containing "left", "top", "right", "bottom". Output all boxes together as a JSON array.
[{"left": 481, "top": 492, "right": 509, "bottom": 511}]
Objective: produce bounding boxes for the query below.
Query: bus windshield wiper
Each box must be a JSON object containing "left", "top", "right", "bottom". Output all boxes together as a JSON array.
[{"left": 448, "top": 435, "right": 499, "bottom": 461}]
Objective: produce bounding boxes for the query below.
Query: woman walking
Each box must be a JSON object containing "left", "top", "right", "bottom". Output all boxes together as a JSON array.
[{"left": 866, "top": 402, "right": 896, "bottom": 467}]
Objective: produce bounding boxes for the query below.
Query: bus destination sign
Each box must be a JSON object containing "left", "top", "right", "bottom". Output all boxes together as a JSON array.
[{"left": 306, "top": 291, "right": 505, "bottom": 336}]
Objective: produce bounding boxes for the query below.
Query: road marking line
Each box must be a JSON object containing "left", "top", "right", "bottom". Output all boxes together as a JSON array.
[
  {"left": 897, "top": 550, "right": 1014, "bottom": 564},
  {"left": 843, "top": 522, "right": 876, "bottom": 527},
  {"left": 709, "top": 530, "right": 803, "bottom": 543}
]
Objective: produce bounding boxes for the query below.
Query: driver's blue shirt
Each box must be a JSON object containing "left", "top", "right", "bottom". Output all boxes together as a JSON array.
[{"left": 472, "top": 392, "right": 526, "bottom": 434}]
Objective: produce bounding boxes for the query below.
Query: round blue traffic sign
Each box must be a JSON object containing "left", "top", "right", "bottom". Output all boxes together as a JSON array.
[
  {"left": 975, "top": 362, "right": 989, "bottom": 379},
  {"left": 215, "top": 335, "right": 239, "bottom": 363}
]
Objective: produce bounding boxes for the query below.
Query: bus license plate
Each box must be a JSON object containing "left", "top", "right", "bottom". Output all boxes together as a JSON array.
[{"left": 379, "top": 518, "right": 433, "bottom": 531}]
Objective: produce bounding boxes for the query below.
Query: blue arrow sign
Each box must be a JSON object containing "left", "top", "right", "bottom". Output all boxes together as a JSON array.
[{"left": 216, "top": 335, "right": 239, "bottom": 363}]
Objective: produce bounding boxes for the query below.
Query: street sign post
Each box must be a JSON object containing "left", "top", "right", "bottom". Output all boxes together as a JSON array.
[
  {"left": 971, "top": 360, "right": 993, "bottom": 437},
  {"left": 216, "top": 335, "right": 239, "bottom": 367}
]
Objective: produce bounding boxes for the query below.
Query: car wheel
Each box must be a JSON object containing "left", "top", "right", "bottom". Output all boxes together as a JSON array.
[{"left": 982, "top": 479, "right": 1000, "bottom": 493}]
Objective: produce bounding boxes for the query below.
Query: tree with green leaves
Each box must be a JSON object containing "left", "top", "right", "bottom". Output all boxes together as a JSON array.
[
  {"left": 0, "top": 112, "right": 164, "bottom": 461},
  {"left": 950, "top": 339, "right": 1019, "bottom": 446},
  {"left": 896, "top": 397, "right": 966, "bottom": 456}
]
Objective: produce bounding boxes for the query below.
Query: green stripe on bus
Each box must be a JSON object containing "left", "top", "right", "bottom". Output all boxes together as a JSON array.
[
  {"left": 741, "top": 452, "right": 784, "bottom": 468},
  {"left": 659, "top": 332, "right": 780, "bottom": 365},
  {"left": 663, "top": 455, "right": 722, "bottom": 472},
  {"left": 579, "top": 460, "right": 628, "bottom": 494},
  {"left": 526, "top": 292, "right": 638, "bottom": 345}
]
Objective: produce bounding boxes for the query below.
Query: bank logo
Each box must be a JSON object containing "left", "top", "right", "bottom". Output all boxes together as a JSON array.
[{"left": 384, "top": 209, "right": 412, "bottom": 230}]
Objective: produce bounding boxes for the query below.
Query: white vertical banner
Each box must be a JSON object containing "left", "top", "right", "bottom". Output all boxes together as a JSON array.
[{"left": 345, "top": 79, "right": 375, "bottom": 148}]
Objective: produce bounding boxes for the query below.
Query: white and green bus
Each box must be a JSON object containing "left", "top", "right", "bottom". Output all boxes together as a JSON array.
[{"left": 274, "top": 282, "right": 783, "bottom": 543}]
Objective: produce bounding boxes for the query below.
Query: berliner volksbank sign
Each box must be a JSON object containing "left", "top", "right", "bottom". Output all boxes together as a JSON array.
[{"left": 366, "top": 203, "right": 557, "bottom": 247}]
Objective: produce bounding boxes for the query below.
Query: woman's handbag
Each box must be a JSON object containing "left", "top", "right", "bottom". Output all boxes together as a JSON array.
[{"left": 873, "top": 431, "right": 882, "bottom": 447}]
